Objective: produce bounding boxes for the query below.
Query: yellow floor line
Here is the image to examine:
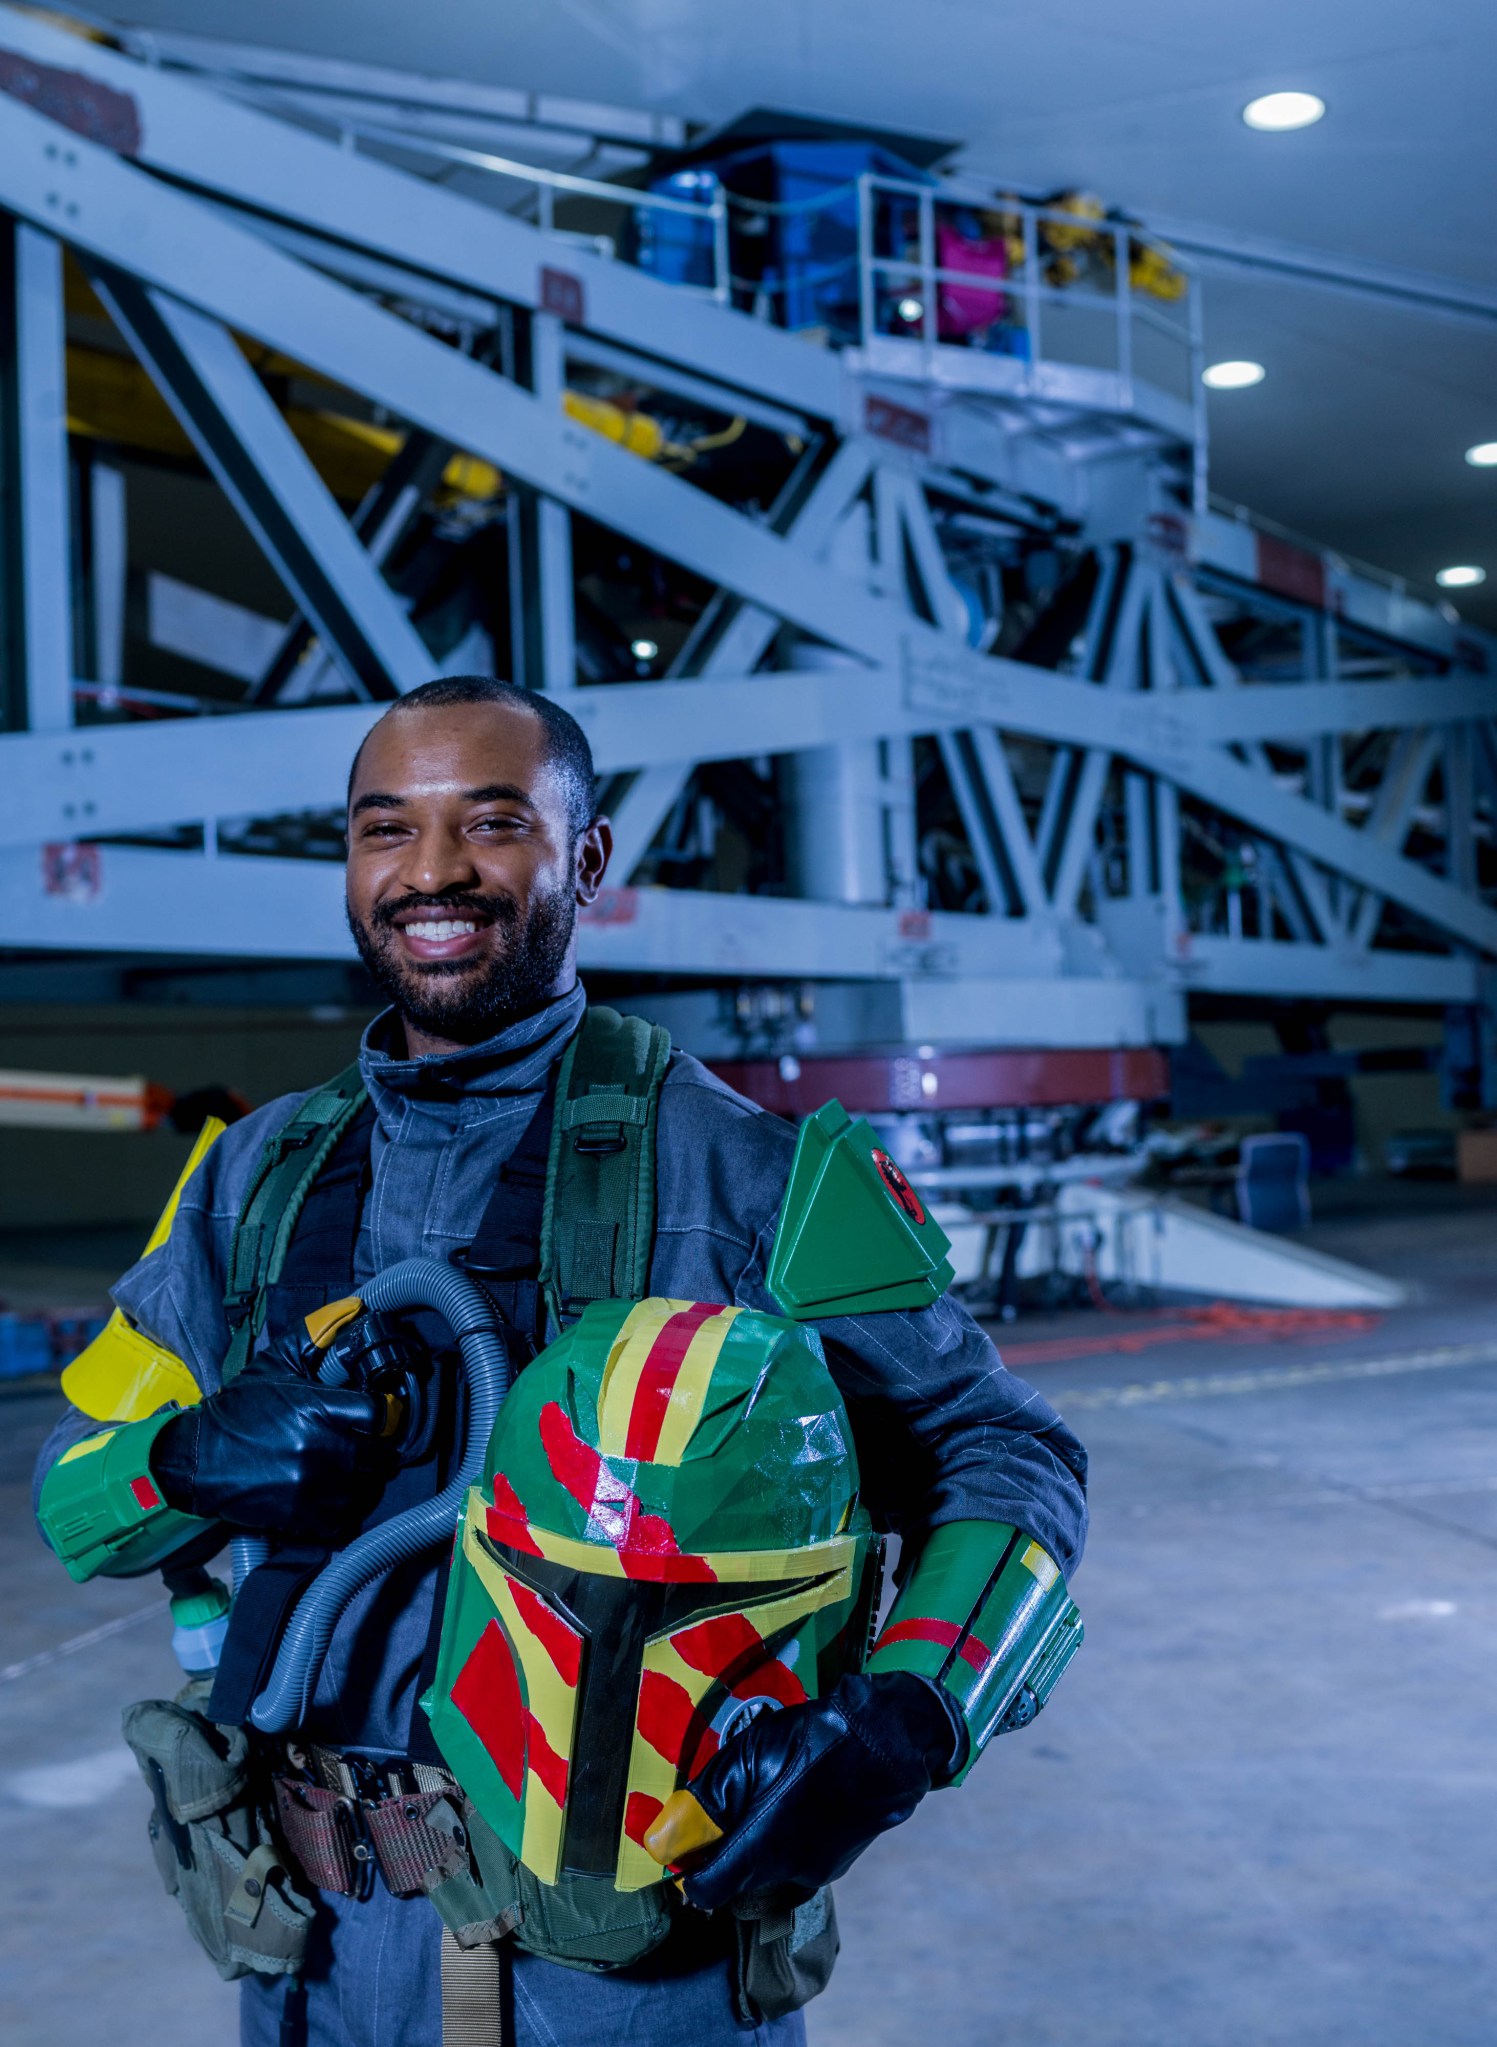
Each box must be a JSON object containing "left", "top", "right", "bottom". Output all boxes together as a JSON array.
[{"left": 1057, "top": 1338, "right": 1497, "bottom": 1412}]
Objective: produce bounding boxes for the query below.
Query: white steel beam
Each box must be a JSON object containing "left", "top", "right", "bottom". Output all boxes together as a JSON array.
[
  {"left": 1041, "top": 559, "right": 1151, "bottom": 913},
  {"left": 523, "top": 310, "right": 576, "bottom": 694},
  {"left": 1187, "top": 673, "right": 1497, "bottom": 744},
  {"left": 0, "top": 103, "right": 1480, "bottom": 766},
  {"left": 0, "top": 842, "right": 1062, "bottom": 980},
  {"left": 0, "top": 835, "right": 1475, "bottom": 1010},
  {"left": 0, "top": 99, "right": 893, "bottom": 674},
  {"left": 0, "top": 10, "right": 846, "bottom": 424},
  {"left": 1, "top": 648, "right": 1495, "bottom": 955},
  {"left": 1348, "top": 728, "right": 1442, "bottom": 947},
  {"left": 609, "top": 439, "right": 876, "bottom": 879},
  {"left": 604, "top": 765, "right": 691, "bottom": 880},
  {"left": 89, "top": 275, "right": 433, "bottom": 700},
  {"left": 1175, "top": 935, "right": 1478, "bottom": 1003},
  {"left": 0, "top": 220, "right": 70, "bottom": 729},
  {"left": 899, "top": 644, "right": 1497, "bottom": 954},
  {"left": 938, "top": 739, "right": 1011, "bottom": 912}
]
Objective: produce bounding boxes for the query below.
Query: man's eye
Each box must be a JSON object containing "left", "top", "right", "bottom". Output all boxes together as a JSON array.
[{"left": 474, "top": 815, "right": 521, "bottom": 832}]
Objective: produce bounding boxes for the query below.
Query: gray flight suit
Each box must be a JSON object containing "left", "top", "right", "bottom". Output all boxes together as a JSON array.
[{"left": 36, "top": 981, "right": 1088, "bottom": 2047}]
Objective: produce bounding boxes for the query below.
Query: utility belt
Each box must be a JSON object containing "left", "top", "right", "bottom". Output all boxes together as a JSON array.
[
  {"left": 276, "top": 1737, "right": 672, "bottom": 1971},
  {"left": 273, "top": 1743, "right": 473, "bottom": 1905},
  {"left": 272, "top": 1739, "right": 838, "bottom": 2025}
]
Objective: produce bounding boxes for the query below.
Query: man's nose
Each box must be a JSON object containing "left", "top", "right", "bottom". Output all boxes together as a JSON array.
[{"left": 399, "top": 827, "right": 480, "bottom": 897}]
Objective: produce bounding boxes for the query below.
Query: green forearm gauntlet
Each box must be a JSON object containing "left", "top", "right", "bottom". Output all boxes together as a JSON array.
[
  {"left": 38, "top": 1410, "right": 216, "bottom": 1582},
  {"left": 867, "top": 1520, "right": 1082, "bottom": 1782}
]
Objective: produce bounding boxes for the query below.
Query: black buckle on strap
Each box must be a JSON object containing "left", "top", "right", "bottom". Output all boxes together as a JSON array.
[{"left": 572, "top": 1125, "right": 626, "bottom": 1156}]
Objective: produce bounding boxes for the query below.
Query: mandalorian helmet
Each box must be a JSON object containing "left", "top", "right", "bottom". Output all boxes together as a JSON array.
[{"left": 424, "top": 1296, "right": 877, "bottom": 1892}]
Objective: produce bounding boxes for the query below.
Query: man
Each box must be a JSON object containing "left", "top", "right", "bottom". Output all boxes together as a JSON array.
[{"left": 36, "top": 676, "right": 1087, "bottom": 2046}]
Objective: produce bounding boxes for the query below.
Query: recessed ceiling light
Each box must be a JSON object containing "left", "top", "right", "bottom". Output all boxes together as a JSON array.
[
  {"left": 1436, "top": 565, "right": 1486, "bottom": 588},
  {"left": 1202, "top": 360, "right": 1265, "bottom": 390},
  {"left": 630, "top": 637, "right": 659, "bottom": 660},
  {"left": 1243, "top": 91, "right": 1326, "bottom": 131},
  {"left": 1465, "top": 442, "right": 1497, "bottom": 468}
]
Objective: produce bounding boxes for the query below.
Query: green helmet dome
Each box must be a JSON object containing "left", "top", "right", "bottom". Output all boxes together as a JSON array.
[{"left": 484, "top": 1298, "right": 863, "bottom": 1560}]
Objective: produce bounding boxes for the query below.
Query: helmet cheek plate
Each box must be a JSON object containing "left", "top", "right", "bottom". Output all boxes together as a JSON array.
[{"left": 424, "top": 1298, "right": 873, "bottom": 1891}]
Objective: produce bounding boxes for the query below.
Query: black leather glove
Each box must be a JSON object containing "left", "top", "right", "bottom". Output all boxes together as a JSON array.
[
  {"left": 150, "top": 1378, "right": 397, "bottom": 1544},
  {"left": 662, "top": 1671, "right": 965, "bottom": 1911}
]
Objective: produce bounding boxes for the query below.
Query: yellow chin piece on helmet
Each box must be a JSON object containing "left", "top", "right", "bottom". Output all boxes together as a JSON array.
[{"left": 60, "top": 1117, "right": 225, "bottom": 1423}]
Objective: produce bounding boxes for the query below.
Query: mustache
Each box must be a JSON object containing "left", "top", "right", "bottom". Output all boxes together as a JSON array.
[{"left": 369, "top": 890, "right": 520, "bottom": 932}]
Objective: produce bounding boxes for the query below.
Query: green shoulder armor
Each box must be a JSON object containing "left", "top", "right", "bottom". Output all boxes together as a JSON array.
[{"left": 767, "top": 1099, "right": 955, "bottom": 1320}]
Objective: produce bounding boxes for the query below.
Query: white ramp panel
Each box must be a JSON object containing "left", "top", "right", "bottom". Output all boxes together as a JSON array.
[{"left": 936, "top": 1185, "right": 1405, "bottom": 1311}]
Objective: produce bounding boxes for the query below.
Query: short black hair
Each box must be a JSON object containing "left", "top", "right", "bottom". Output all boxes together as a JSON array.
[{"left": 347, "top": 676, "right": 596, "bottom": 839}]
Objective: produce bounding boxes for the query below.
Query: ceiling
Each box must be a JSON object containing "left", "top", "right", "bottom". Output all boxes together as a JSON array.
[{"left": 97, "top": 0, "right": 1497, "bottom": 630}]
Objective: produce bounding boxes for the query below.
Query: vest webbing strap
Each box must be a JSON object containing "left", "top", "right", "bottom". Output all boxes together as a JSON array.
[
  {"left": 220, "top": 1062, "right": 369, "bottom": 1384},
  {"left": 539, "top": 1006, "right": 672, "bottom": 1332},
  {"left": 219, "top": 1008, "right": 673, "bottom": 1382}
]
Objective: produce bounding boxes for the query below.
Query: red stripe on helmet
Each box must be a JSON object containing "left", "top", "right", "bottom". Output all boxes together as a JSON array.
[
  {"left": 487, "top": 1472, "right": 543, "bottom": 1555},
  {"left": 624, "top": 1303, "right": 725, "bottom": 1461},
  {"left": 671, "top": 1612, "right": 808, "bottom": 1708},
  {"left": 539, "top": 1401, "right": 717, "bottom": 1582},
  {"left": 624, "top": 1790, "right": 664, "bottom": 1848},
  {"left": 507, "top": 1579, "right": 582, "bottom": 1688},
  {"left": 618, "top": 1538, "right": 716, "bottom": 1584},
  {"left": 450, "top": 1619, "right": 524, "bottom": 1801},
  {"left": 523, "top": 1709, "right": 569, "bottom": 1809},
  {"left": 636, "top": 1669, "right": 721, "bottom": 1777}
]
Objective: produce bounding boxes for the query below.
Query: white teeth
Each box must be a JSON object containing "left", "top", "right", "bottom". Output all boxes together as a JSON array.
[{"left": 406, "top": 919, "right": 477, "bottom": 941}]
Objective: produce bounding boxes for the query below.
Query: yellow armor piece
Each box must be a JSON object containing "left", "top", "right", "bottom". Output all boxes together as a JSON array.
[{"left": 60, "top": 1118, "right": 226, "bottom": 1422}]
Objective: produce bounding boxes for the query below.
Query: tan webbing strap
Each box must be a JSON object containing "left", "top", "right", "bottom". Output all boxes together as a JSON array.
[{"left": 441, "top": 1928, "right": 507, "bottom": 2047}]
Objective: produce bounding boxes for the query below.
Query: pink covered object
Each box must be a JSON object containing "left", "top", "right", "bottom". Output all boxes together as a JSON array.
[{"left": 936, "top": 224, "right": 1007, "bottom": 337}]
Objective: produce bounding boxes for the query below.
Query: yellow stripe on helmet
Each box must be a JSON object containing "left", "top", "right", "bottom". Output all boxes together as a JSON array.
[
  {"left": 463, "top": 1518, "right": 582, "bottom": 1886},
  {"left": 649, "top": 1309, "right": 741, "bottom": 1467}
]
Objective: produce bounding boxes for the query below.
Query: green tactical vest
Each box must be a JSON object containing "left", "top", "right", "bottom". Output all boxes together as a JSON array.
[
  {"left": 219, "top": 1004, "right": 672, "bottom": 1382},
  {"left": 217, "top": 1006, "right": 686, "bottom": 1972}
]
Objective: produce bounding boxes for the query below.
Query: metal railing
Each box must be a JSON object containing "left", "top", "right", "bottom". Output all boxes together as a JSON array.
[
  {"left": 177, "top": 68, "right": 1202, "bottom": 446},
  {"left": 854, "top": 174, "right": 1200, "bottom": 411}
]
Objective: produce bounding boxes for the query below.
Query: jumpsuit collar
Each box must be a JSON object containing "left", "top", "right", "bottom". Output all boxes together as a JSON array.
[{"left": 358, "top": 981, "right": 586, "bottom": 1118}]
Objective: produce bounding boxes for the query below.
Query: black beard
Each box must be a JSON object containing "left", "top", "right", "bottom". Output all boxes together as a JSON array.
[{"left": 346, "top": 881, "right": 576, "bottom": 1045}]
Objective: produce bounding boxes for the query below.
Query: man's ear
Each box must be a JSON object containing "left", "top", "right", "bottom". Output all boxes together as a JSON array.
[{"left": 576, "top": 816, "right": 612, "bottom": 903}]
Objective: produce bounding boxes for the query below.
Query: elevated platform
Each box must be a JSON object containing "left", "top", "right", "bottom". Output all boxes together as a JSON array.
[{"left": 0, "top": 6, "right": 1489, "bottom": 1071}]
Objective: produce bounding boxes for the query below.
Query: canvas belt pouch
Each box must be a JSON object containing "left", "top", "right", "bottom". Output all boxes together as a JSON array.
[
  {"left": 428, "top": 1798, "right": 673, "bottom": 1973},
  {"left": 730, "top": 1886, "right": 841, "bottom": 2025},
  {"left": 273, "top": 1777, "right": 462, "bottom": 1901},
  {"left": 122, "top": 1696, "right": 315, "bottom": 1981},
  {"left": 428, "top": 1795, "right": 829, "bottom": 2011}
]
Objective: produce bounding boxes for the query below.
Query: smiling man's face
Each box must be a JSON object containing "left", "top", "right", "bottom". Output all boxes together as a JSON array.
[{"left": 345, "top": 700, "right": 610, "bottom": 1056}]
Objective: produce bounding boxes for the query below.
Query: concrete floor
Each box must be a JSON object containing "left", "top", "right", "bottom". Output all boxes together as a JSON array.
[{"left": 3, "top": 1191, "right": 1494, "bottom": 2046}]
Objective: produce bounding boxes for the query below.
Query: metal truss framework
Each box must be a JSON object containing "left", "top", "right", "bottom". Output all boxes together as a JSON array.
[{"left": 0, "top": 10, "right": 1492, "bottom": 1050}]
